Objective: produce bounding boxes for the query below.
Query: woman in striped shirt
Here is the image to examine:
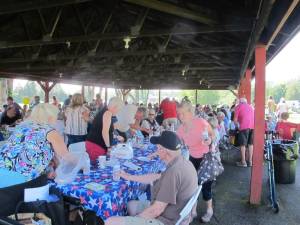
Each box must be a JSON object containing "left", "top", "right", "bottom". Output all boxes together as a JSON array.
[{"left": 64, "top": 93, "right": 90, "bottom": 146}]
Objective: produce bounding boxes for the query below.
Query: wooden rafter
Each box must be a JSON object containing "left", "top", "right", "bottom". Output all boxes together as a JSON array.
[
  {"left": 0, "top": 25, "right": 250, "bottom": 49},
  {"left": 123, "top": 0, "right": 217, "bottom": 25}
]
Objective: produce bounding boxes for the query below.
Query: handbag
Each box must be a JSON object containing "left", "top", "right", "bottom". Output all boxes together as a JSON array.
[
  {"left": 14, "top": 186, "right": 67, "bottom": 225},
  {"left": 197, "top": 149, "right": 224, "bottom": 184}
]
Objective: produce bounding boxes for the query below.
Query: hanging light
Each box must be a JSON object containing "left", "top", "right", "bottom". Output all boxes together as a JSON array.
[
  {"left": 182, "top": 69, "right": 186, "bottom": 76},
  {"left": 66, "top": 41, "right": 71, "bottom": 48},
  {"left": 123, "top": 37, "right": 131, "bottom": 49}
]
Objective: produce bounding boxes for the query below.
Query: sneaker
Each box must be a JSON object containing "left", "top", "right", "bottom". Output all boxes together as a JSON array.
[
  {"left": 201, "top": 209, "right": 213, "bottom": 223},
  {"left": 236, "top": 161, "right": 247, "bottom": 167},
  {"left": 248, "top": 161, "right": 253, "bottom": 167}
]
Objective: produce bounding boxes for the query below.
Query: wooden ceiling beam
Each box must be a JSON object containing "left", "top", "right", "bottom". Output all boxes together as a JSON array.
[
  {"left": 123, "top": 0, "right": 217, "bottom": 25},
  {"left": 266, "top": 0, "right": 300, "bottom": 49},
  {"left": 0, "top": 0, "right": 93, "bottom": 15},
  {"left": 239, "top": 0, "right": 275, "bottom": 78},
  {"left": 0, "top": 46, "right": 244, "bottom": 63},
  {"left": 0, "top": 25, "right": 250, "bottom": 49}
]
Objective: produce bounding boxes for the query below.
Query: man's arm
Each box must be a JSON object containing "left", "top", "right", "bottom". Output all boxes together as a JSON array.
[
  {"left": 138, "top": 201, "right": 168, "bottom": 219},
  {"left": 119, "top": 171, "right": 161, "bottom": 184}
]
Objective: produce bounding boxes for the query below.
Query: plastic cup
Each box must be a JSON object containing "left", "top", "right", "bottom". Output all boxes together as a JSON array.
[
  {"left": 113, "top": 164, "right": 121, "bottom": 181},
  {"left": 97, "top": 156, "right": 106, "bottom": 169}
]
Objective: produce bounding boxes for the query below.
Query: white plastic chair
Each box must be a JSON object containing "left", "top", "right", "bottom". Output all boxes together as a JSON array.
[
  {"left": 175, "top": 185, "right": 202, "bottom": 225},
  {"left": 68, "top": 141, "right": 86, "bottom": 153}
]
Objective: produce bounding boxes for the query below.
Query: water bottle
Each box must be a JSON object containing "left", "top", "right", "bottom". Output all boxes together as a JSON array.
[
  {"left": 113, "top": 163, "right": 121, "bottom": 181},
  {"left": 202, "top": 129, "right": 209, "bottom": 141}
]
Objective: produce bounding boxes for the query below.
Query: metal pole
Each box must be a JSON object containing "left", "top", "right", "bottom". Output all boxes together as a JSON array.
[
  {"left": 105, "top": 88, "right": 108, "bottom": 105},
  {"left": 158, "top": 89, "right": 161, "bottom": 104},
  {"left": 81, "top": 85, "right": 85, "bottom": 99}
]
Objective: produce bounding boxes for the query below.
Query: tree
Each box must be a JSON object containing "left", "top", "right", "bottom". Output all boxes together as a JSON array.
[
  {"left": 285, "top": 80, "right": 300, "bottom": 100},
  {"left": 268, "top": 84, "right": 287, "bottom": 103},
  {"left": 13, "top": 81, "right": 44, "bottom": 103},
  {"left": 50, "top": 84, "right": 68, "bottom": 103},
  {"left": 197, "top": 90, "right": 220, "bottom": 105}
]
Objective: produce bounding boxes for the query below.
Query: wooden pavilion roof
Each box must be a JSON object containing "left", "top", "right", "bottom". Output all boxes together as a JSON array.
[{"left": 0, "top": 0, "right": 299, "bottom": 89}]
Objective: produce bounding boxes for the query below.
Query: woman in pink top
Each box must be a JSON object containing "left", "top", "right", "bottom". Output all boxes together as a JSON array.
[{"left": 177, "top": 101, "right": 214, "bottom": 223}]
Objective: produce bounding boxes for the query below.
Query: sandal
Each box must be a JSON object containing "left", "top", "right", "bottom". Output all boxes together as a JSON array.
[{"left": 236, "top": 161, "right": 247, "bottom": 167}]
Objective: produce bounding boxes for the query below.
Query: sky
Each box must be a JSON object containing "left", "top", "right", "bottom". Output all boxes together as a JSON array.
[
  {"left": 13, "top": 31, "right": 300, "bottom": 94},
  {"left": 266, "top": 31, "right": 300, "bottom": 82}
]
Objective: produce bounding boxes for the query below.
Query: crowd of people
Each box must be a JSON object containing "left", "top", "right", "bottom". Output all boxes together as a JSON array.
[{"left": 0, "top": 93, "right": 299, "bottom": 225}]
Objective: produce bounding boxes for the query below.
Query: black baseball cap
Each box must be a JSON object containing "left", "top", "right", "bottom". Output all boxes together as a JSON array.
[{"left": 150, "top": 131, "right": 182, "bottom": 151}]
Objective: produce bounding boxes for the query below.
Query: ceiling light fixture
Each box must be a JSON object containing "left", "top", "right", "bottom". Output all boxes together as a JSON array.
[
  {"left": 182, "top": 70, "right": 186, "bottom": 76},
  {"left": 66, "top": 41, "right": 71, "bottom": 48},
  {"left": 123, "top": 37, "right": 131, "bottom": 49}
]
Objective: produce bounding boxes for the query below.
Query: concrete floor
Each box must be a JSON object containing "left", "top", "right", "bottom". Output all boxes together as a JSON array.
[{"left": 191, "top": 154, "right": 300, "bottom": 225}]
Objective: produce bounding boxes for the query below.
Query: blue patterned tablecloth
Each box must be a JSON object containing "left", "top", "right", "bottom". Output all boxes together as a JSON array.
[{"left": 55, "top": 143, "right": 164, "bottom": 220}]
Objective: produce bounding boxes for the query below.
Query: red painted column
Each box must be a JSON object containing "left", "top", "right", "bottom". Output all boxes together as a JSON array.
[
  {"left": 244, "top": 69, "right": 252, "bottom": 103},
  {"left": 250, "top": 45, "right": 266, "bottom": 204},
  {"left": 238, "top": 80, "right": 245, "bottom": 98},
  {"left": 44, "top": 81, "right": 50, "bottom": 103}
]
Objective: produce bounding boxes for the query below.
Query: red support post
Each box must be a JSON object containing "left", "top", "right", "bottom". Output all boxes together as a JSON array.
[
  {"left": 37, "top": 81, "right": 57, "bottom": 103},
  {"left": 245, "top": 69, "right": 252, "bottom": 104},
  {"left": 44, "top": 81, "right": 50, "bottom": 103},
  {"left": 250, "top": 45, "right": 266, "bottom": 204},
  {"left": 238, "top": 78, "right": 246, "bottom": 99}
]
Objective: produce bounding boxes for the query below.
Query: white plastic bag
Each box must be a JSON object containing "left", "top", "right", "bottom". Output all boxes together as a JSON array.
[
  {"left": 115, "top": 104, "right": 138, "bottom": 132},
  {"left": 111, "top": 143, "right": 134, "bottom": 160},
  {"left": 55, "top": 152, "right": 90, "bottom": 184}
]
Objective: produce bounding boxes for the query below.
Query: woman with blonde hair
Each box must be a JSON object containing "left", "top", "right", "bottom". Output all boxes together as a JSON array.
[
  {"left": 86, "top": 97, "right": 124, "bottom": 161},
  {"left": 176, "top": 101, "right": 215, "bottom": 223},
  {"left": 0, "top": 103, "right": 74, "bottom": 216},
  {"left": 64, "top": 93, "right": 90, "bottom": 146}
]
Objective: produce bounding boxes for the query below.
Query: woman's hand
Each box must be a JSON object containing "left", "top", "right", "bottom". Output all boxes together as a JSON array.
[{"left": 116, "top": 135, "right": 125, "bottom": 142}]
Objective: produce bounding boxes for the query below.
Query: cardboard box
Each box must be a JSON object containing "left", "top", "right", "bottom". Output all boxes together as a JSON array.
[{"left": 8, "top": 213, "right": 51, "bottom": 225}]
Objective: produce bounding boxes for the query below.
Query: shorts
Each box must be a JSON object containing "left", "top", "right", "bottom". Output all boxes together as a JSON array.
[
  {"left": 85, "top": 141, "right": 106, "bottom": 162},
  {"left": 238, "top": 129, "right": 253, "bottom": 146},
  {"left": 124, "top": 217, "right": 164, "bottom": 225},
  {"left": 162, "top": 118, "right": 178, "bottom": 128}
]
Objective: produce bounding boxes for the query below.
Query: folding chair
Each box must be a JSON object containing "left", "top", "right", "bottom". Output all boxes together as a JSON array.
[{"left": 175, "top": 185, "right": 202, "bottom": 225}]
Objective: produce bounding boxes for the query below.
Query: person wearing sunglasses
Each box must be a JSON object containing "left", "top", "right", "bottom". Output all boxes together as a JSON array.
[{"left": 141, "top": 109, "right": 160, "bottom": 137}]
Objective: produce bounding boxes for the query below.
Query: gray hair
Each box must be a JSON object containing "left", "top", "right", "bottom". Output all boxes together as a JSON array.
[
  {"left": 217, "top": 111, "right": 225, "bottom": 118},
  {"left": 240, "top": 98, "right": 247, "bottom": 103},
  {"left": 207, "top": 116, "right": 218, "bottom": 129},
  {"left": 137, "top": 107, "right": 148, "bottom": 118},
  {"left": 28, "top": 103, "right": 58, "bottom": 124},
  {"left": 108, "top": 97, "right": 124, "bottom": 111},
  {"left": 178, "top": 101, "right": 195, "bottom": 115}
]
